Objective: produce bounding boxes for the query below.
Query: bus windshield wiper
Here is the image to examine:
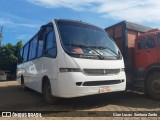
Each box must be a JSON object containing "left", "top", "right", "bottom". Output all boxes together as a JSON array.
[
  {"left": 91, "top": 46, "right": 120, "bottom": 59},
  {"left": 65, "top": 44, "right": 104, "bottom": 60},
  {"left": 87, "top": 47, "right": 104, "bottom": 60}
]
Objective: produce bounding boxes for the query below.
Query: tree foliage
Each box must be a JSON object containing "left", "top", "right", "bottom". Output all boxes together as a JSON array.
[{"left": 0, "top": 41, "right": 23, "bottom": 74}]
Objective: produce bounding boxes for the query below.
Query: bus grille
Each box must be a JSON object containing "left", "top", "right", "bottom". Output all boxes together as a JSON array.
[
  {"left": 83, "top": 69, "right": 120, "bottom": 76},
  {"left": 82, "top": 80, "right": 123, "bottom": 86}
]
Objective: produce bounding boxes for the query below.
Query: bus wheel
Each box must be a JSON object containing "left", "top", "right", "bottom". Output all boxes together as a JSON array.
[
  {"left": 21, "top": 76, "right": 27, "bottom": 91},
  {"left": 146, "top": 72, "right": 160, "bottom": 100},
  {"left": 43, "top": 80, "right": 57, "bottom": 104}
]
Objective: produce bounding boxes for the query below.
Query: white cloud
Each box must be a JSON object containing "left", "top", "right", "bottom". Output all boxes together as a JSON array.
[
  {"left": 16, "top": 34, "right": 30, "bottom": 40},
  {"left": 26, "top": 0, "right": 160, "bottom": 23},
  {"left": 15, "top": 23, "right": 39, "bottom": 28},
  {"left": 0, "top": 18, "right": 13, "bottom": 25},
  {"left": 0, "top": 18, "right": 39, "bottom": 28},
  {"left": 0, "top": 12, "right": 27, "bottom": 21},
  {"left": 26, "top": 0, "right": 100, "bottom": 11}
]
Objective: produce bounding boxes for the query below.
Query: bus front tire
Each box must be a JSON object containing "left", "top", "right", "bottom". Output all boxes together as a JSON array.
[
  {"left": 43, "top": 80, "right": 57, "bottom": 104},
  {"left": 146, "top": 71, "right": 160, "bottom": 101}
]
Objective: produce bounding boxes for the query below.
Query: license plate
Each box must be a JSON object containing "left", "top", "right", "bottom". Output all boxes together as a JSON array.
[{"left": 99, "top": 87, "right": 111, "bottom": 93}]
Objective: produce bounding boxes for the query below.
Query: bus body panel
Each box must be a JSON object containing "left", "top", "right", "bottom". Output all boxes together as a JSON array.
[
  {"left": 64, "top": 52, "right": 124, "bottom": 70},
  {"left": 17, "top": 57, "right": 58, "bottom": 93},
  {"left": 73, "top": 58, "right": 124, "bottom": 69}
]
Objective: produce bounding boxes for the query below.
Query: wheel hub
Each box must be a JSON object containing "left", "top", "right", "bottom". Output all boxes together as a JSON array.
[{"left": 151, "top": 79, "right": 160, "bottom": 94}]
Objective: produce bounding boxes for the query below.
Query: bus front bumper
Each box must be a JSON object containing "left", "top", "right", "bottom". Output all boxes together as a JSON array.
[{"left": 51, "top": 72, "right": 126, "bottom": 98}]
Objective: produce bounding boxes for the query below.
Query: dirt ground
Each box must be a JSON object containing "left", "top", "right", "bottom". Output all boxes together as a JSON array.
[{"left": 0, "top": 81, "right": 160, "bottom": 120}]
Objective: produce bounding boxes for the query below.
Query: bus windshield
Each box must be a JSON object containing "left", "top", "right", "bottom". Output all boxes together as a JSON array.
[{"left": 56, "top": 20, "right": 121, "bottom": 60}]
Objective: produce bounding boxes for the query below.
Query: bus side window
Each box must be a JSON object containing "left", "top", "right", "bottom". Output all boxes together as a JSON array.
[
  {"left": 28, "top": 35, "right": 38, "bottom": 60},
  {"left": 157, "top": 33, "right": 160, "bottom": 45},
  {"left": 23, "top": 43, "right": 29, "bottom": 62},
  {"left": 37, "top": 39, "right": 44, "bottom": 58},
  {"left": 137, "top": 39, "right": 146, "bottom": 49},
  {"left": 146, "top": 37, "right": 155, "bottom": 48},
  {"left": 44, "top": 29, "right": 57, "bottom": 57},
  {"left": 18, "top": 48, "right": 23, "bottom": 64}
]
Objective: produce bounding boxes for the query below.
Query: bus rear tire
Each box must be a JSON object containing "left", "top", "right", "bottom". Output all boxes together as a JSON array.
[
  {"left": 43, "top": 80, "right": 57, "bottom": 104},
  {"left": 21, "top": 76, "right": 27, "bottom": 91},
  {"left": 146, "top": 71, "right": 160, "bottom": 100}
]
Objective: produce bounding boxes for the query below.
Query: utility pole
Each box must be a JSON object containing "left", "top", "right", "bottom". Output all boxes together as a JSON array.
[{"left": 0, "top": 26, "right": 3, "bottom": 47}]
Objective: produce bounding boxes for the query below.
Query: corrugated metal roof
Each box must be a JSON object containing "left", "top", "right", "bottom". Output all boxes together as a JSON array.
[
  {"left": 125, "top": 21, "right": 153, "bottom": 33},
  {"left": 105, "top": 20, "right": 153, "bottom": 33}
]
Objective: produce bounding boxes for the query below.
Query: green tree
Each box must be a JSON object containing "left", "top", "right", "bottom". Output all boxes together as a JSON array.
[
  {"left": 0, "top": 40, "right": 23, "bottom": 79},
  {"left": 15, "top": 40, "right": 23, "bottom": 63}
]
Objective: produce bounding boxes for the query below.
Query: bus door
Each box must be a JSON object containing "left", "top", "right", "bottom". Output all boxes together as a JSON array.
[{"left": 36, "top": 25, "right": 58, "bottom": 92}]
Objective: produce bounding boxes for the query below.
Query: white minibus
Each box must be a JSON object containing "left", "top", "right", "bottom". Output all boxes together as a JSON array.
[{"left": 17, "top": 19, "right": 126, "bottom": 104}]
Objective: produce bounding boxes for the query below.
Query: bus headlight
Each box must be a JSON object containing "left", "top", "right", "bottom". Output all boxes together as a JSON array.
[{"left": 59, "top": 68, "right": 81, "bottom": 72}]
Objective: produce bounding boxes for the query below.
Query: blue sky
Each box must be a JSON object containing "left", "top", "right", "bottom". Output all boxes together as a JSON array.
[{"left": 0, "top": 0, "right": 160, "bottom": 45}]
